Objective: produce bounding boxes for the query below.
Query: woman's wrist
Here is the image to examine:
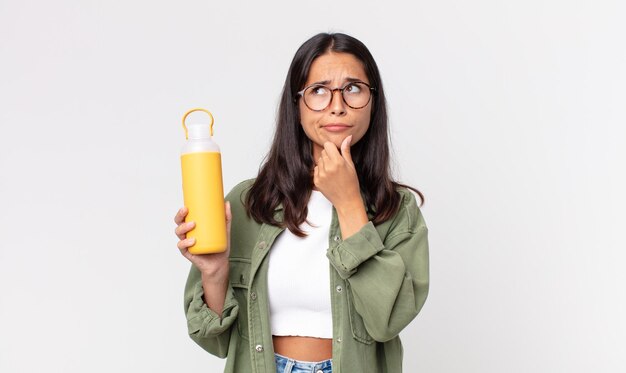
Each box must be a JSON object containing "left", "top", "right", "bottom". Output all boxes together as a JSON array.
[
  {"left": 334, "top": 191, "right": 366, "bottom": 215},
  {"left": 335, "top": 196, "right": 365, "bottom": 216},
  {"left": 336, "top": 197, "right": 369, "bottom": 239},
  {"left": 200, "top": 271, "right": 229, "bottom": 317},
  {"left": 200, "top": 264, "right": 229, "bottom": 283}
]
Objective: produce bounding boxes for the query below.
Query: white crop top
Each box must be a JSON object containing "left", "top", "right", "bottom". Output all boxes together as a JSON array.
[{"left": 267, "top": 190, "right": 333, "bottom": 338}]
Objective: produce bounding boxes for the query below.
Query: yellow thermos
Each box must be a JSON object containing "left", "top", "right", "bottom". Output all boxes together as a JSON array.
[{"left": 180, "top": 108, "right": 227, "bottom": 254}]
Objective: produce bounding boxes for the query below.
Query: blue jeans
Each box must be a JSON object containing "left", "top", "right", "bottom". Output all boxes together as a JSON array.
[{"left": 275, "top": 353, "right": 333, "bottom": 373}]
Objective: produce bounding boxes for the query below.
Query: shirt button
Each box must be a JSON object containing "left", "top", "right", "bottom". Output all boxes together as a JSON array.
[
  {"left": 337, "top": 337, "right": 342, "bottom": 343},
  {"left": 333, "top": 236, "right": 340, "bottom": 242},
  {"left": 250, "top": 292, "right": 257, "bottom": 301},
  {"left": 255, "top": 344, "right": 264, "bottom": 352},
  {"left": 336, "top": 285, "right": 343, "bottom": 293},
  {"left": 258, "top": 241, "right": 266, "bottom": 249},
  {"left": 316, "top": 370, "right": 324, "bottom": 373}
]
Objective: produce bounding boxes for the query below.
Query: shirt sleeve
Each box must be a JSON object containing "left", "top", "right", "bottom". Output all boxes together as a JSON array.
[
  {"left": 326, "top": 190, "right": 429, "bottom": 342},
  {"left": 183, "top": 264, "right": 239, "bottom": 358}
]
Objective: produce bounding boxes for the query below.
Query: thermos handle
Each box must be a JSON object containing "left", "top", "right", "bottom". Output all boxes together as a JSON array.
[{"left": 182, "top": 108, "right": 215, "bottom": 139}]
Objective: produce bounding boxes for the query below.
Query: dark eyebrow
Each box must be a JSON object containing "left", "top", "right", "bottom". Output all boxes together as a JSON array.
[
  {"left": 309, "top": 77, "right": 367, "bottom": 86},
  {"left": 310, "top": 80, "right": 331, "bottom": 86}
]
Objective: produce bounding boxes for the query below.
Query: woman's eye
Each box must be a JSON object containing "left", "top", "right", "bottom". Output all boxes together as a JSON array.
[
  {"left": 345, "top": 83, "right": 362, "bottom": 93},
  {"left": 311, "top": 86, "right": 328, "bottom": 95}
]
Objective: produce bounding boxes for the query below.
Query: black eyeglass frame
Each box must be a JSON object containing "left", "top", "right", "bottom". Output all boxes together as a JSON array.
[{"left": 295, "top": 81, "right": 376, "bottom": 111}]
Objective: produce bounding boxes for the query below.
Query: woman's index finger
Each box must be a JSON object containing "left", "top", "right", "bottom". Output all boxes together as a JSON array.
[{"left": 174, "top": 207, "right": 187, "bottom": 224}]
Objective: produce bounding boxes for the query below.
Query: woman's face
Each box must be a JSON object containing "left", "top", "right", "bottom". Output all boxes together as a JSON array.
[{"left": 298, "top": 52, "right": 372, "bottom": 161}]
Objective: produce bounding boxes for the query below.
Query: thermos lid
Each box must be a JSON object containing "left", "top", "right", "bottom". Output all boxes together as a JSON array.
[{"left": 182, "top": 108, "right": 215, "bottom": 140}]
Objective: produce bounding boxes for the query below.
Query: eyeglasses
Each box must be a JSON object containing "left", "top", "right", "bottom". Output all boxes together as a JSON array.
[{"left": 296, "top": 81, "right": 375, "bottom": 111}]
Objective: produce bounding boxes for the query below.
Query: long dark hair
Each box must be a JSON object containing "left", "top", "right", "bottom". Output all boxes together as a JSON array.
[{"left": 245, "top": 32, "right": 424, "bottom": 236}]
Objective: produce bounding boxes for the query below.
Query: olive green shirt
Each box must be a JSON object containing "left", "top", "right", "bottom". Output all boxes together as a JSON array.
[{"left": 183, "top": 179, "right": 429, "bottom": 372}]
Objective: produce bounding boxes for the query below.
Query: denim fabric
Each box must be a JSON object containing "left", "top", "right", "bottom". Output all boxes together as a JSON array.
[{"left": 275, "top": 353, "right": 332, "bottom": 373}]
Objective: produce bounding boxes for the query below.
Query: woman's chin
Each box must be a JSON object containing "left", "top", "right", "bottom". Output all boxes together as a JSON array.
[{"left": 324, "top": 134, "right": 350, "bottom": 148}]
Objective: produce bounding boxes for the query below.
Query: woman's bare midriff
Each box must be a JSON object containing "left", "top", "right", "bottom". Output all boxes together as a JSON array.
[{"left": 272, "top": 336, "right": 333, "bottom": 361}]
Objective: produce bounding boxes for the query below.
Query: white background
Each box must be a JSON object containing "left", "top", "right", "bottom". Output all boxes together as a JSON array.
[{"left": 1, "top": 0, "right": 625, "bottom": 372}]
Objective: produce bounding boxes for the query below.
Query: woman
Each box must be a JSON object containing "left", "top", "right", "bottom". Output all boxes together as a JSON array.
[{"left": 175, "top": 32, "right": 429, "bottom": 373}]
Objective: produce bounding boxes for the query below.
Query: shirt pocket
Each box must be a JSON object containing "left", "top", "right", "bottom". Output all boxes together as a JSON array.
[
  {"left": 345, "top": 282, "right": 375, "bottom": 344},
  {"left": 229, "top": 258, "right": 251, "bottom": 340}
]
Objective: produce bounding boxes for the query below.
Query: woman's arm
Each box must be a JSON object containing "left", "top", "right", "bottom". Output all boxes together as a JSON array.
[
  {"left": 176, "top": 200, "right": 238, "bottom": 357},
  {"left": 327, "top": 190, "right": 429, "bottom": 342},
  {"left": 314, "top": 138, "right": 429, "bottom": 342},
  {"left": 184, "top": 265, "right": 239, "bottom": 357}
]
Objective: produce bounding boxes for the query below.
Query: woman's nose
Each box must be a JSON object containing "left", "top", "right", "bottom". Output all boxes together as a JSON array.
[{"left": 329, "top": 89, "right": 346, "bottom": 115}]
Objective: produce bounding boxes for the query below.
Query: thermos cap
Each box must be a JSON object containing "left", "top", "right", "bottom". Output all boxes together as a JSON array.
[
  {"left": 187, "top": 123, "right": 212, "bottom": 139},
  {"left": 182, "top": 108, "right": 215, "bottom": 139}
]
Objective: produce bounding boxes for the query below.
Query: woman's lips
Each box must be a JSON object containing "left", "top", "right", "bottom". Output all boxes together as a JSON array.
[{"left": 322, "top": 124, "right": 351, "bottom": 132}]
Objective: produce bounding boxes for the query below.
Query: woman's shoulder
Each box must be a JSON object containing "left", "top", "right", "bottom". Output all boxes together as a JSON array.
[
  {"left": 394, "top": 185, "right": 419, "bottom": 207},
  {"left": 225, "top": 178, "right": 256, "bottom": 204},
  {"left": 392, "top": 185, "right": 427, "bottom": 231},
  {"left": 226, "top": 178, "right": 256, "bottom": 196}
]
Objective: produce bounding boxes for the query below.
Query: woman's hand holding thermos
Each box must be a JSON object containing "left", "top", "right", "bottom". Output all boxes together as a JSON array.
[
  {"left": 175, "top": 201, "right": 232, "bottom": 275},
  {"left": 175, "top": 201, "right": 232, "bottom": 317}
]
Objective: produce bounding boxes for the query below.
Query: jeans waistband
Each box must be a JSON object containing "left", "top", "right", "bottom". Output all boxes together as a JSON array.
[{"left": 274, "top": 352, "right": 332, "bottom": 372}]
